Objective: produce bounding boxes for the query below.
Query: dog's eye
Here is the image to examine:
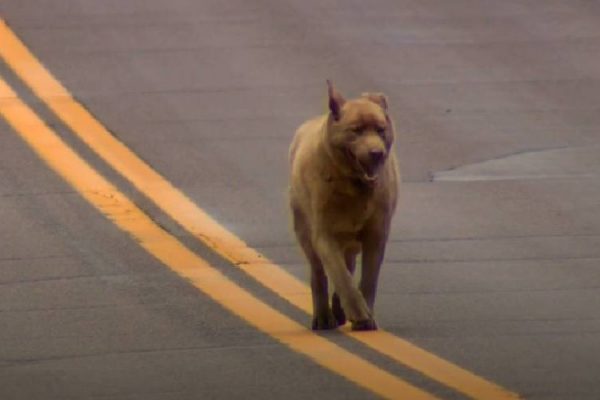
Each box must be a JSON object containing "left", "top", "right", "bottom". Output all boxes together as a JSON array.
[
  {"left": 376, "top": 127, "right": 386, "bottom": 136},
  {"left": 351, "top": 127, "right": 363, "bottom": 135}
]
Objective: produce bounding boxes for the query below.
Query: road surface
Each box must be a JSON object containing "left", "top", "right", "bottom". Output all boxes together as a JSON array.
[{"left": 1, "top": 1, "right": 600, "bottom": 399}]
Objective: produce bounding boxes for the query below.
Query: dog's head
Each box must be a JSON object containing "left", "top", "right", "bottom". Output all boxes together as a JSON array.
[{"left": 325, "top": 80, "right": 394, "bottom": 184}]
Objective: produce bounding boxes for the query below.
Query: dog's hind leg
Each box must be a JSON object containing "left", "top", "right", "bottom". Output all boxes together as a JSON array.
[
  {"left": 360, "top": 221, "right": 390, "bottom": 317},
  {"left": 309, "top": 260, "right": 338, "bottom": 330},
  {"left": 292, "top": 207, "right": 337, "bottom": 330}
]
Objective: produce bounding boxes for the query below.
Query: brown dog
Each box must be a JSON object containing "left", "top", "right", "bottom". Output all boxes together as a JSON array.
[{"left": 289, "top": 81, "right": 399, "bottom": 330}]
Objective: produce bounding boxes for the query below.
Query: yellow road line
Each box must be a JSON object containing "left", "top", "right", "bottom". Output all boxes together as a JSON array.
[
  {"left": 0, "top": 19, "right": 520, "bottom": 400},
  {"left": 0, "top": 75, "right": 438, "bottom": 400}
]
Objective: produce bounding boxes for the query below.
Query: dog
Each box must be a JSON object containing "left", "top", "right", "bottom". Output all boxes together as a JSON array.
[{"left": 289, "top": 80, "right": 399, "bottom": 331}]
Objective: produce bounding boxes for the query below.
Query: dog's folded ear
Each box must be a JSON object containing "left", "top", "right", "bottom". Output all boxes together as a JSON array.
[
  {"left": 327, "top": 80, "right": 346, "bottom": 121},
  {"left": 362, "top": 92, "right": 388, "bottom": 111}
]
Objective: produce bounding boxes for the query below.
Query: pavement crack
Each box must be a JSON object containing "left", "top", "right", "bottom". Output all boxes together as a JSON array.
[
  {"left": 0, "top": 254, "right": 77, "bottom": 262},
  {"left": 0, "top": 190, "right": 77, "bottom": 198},
  {"left": 388, "top": 255, "right": 600, "bottom": 264},
  {"left": 389, "top": 232, "right": 600, "bottom": 243},
  {"left": 0, "top": 343, "right": 279, "bottom": 367}
]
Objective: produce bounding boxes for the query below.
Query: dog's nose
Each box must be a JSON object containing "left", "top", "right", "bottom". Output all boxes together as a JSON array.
[{"left": 369, "top": 149, "right": 385, "bottom": 164}]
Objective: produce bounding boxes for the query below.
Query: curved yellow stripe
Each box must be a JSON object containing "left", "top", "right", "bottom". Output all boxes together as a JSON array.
[
  {"left": 0, "top": 76, "right": 438, "bottom": 400},
  {"left": 0, "top": 19, "right": 520, "bottom": 400}
]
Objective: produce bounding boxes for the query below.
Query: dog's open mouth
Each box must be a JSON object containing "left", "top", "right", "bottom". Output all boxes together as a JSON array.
[
  {"left": 361, "top": 160, "right": 380, "bottom": 180},
  {"left": 345, "top": 149, "right": 380, "bottom": 184}
]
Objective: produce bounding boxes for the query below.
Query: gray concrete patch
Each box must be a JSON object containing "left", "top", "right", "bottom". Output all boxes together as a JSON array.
[{"left": 435, "top": 146, "right": 600, "bottom": 181}]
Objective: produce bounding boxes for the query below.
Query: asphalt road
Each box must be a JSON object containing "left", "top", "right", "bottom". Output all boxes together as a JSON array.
[{"left": 1, "top": 1, "right": 600, "bottom": 399}]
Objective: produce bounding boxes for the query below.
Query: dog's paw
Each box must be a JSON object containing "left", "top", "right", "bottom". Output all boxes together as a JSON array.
[
  {"left": 311, "top": 311, "right": 339, "bottom": 330},
  {"left": 351, "top": 318, "right": 378, "bottom": 331},
  {"left": 331, "top": 293, "right": 347, "bottom": 326}
]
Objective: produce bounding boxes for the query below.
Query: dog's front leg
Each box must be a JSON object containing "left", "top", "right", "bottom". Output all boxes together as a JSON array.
[
  {"left": 292, "top": 207, "right": 337, "bottom": 330},
  {"left": 314, "top": 234, "right": 375, "bottom": 330}
]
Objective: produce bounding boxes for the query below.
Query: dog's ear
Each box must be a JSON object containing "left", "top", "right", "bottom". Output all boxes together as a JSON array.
[
  {"left": 362, "top": 92, "right": 388, "bottom": 111},
  {"left": 327, "top": 79, "right": 345, "bottom": 121}
]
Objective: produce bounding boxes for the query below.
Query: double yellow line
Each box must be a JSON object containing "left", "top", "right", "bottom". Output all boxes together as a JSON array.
[{"left": 0, "top": 19, "right": 520, "bottom": 400}]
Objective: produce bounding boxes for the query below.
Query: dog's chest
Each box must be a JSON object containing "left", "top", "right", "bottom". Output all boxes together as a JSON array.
[{"left": 322, "top": 190, "right": 375, "bottom": 233}]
